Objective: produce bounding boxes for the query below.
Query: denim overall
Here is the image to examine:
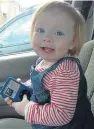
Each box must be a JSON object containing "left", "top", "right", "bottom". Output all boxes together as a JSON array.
[{"left": 30, "top": 57, "right": 94, "bottom": 129}]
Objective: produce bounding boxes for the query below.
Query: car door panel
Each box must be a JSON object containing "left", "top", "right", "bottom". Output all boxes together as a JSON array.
[
  {"left": 0, "top": 52, "right": 38, "bottom": 119},
  {"left": 0, "top": 51, "right": 38, "bottom": 82}
]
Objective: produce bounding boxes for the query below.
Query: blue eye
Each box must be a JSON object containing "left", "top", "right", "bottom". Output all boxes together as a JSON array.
[
  {"left": 55, "top": 31, "right": 64, "bottom": 36},
  {"left": 37, "top": 28, "right": 45, "bottom": 33}
]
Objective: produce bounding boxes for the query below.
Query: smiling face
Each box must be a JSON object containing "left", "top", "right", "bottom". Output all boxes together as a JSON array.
[{"left": 32, "top": 8, "right": 76, "bottom": 62}]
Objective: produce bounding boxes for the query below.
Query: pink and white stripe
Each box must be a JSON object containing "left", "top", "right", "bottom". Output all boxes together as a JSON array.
[{"left": 25, "top": 59, "right": 80, "bottom": 126}]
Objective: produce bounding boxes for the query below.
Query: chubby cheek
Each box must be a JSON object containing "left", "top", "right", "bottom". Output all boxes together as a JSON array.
[
  {"left": 32, "top": 40, "right": 38, "bottom": 50},
  {"left": 56, "top": 41, "right": 69, "bottom": 56},
  {"left": 32, "top": 33, "right": 42, "bottom": 50},
  {"left": 32, "top": 37, "right": 39, "bottom": 51}
]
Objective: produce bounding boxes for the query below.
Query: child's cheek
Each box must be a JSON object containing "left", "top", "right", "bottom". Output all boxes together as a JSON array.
[
  {"left": 32, "top": 33, "right": 41, "bottom": 49},
  {"left": 32, "top": 40, "right": 39, "bottom": 50}
]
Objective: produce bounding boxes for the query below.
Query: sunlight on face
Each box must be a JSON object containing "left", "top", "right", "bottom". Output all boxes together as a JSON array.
[{"left": 32, "top": 8, "right": 75, "bottom": 62}]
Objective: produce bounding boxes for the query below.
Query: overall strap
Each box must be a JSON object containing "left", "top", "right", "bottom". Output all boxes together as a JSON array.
[{"left": 43, "top": 57, "right": 83, "bottom": 77}]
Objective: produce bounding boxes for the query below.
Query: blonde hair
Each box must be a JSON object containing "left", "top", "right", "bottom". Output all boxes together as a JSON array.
[{"left": 31, "top": 0, "right": 85, "bottom": 56}]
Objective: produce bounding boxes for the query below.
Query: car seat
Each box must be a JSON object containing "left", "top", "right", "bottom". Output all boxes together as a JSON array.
[
  {"left": 0, "top": 40, "right": 94, "bottom": 129},
  {"left": 79, "top": 40, "right": 94, "bottom": 115}
]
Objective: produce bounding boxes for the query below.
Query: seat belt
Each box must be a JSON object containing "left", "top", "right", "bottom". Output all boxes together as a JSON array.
[{"left": 81, "top": 1, "right": 93, "bottom": 21}]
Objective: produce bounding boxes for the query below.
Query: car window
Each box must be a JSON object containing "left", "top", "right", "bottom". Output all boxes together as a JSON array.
[
  {"left": 0, "top": 15, "right": 31, "bottom": 45},
  {"left": 0, "top": 14, "right": 33, "bottom": 55}
]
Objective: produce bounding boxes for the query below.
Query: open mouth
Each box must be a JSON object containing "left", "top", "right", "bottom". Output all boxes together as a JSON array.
[{"left": 41, "top": 47, "right": 54, "bottom": 53}]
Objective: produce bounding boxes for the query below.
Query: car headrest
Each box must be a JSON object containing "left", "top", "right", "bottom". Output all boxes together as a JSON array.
[
  {"left": 79, "top": 40, "right": 94, "bottom": 73},
  {"left": 79, "top": 40, "right": 94, "bottom": 105}
]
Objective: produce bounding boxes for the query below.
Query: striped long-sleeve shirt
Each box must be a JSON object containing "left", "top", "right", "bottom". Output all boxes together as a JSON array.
[{"left": 25, "top": 59, "right": 80, "bottom": 126}]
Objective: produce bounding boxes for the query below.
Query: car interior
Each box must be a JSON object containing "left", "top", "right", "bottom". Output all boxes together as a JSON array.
[{"left": 0, "top": 1, "right": 93, "bottom": 129}]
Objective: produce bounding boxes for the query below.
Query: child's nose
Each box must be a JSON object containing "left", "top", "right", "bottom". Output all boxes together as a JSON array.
[{"left": 43, "top": 38, "right": 52, "bottom": 43}]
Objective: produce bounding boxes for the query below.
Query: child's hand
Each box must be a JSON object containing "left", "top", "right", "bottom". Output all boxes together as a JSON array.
[
  {"left": 24, "top": 79, "right": 32, "bottom": 86},
  {"left": 17, "top": 78, "right": 32, "bottom": 86},
  {"left": 16, "top": 78, "right": 22, "bottom": 83},
  {"left": 5, "top": 95, "right": 29, "bottom": 116}
]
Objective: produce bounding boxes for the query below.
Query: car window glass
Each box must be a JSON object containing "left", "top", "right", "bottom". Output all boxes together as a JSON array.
[{"left": 0, "top": 14, "right": 32, "bottom": 47}]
